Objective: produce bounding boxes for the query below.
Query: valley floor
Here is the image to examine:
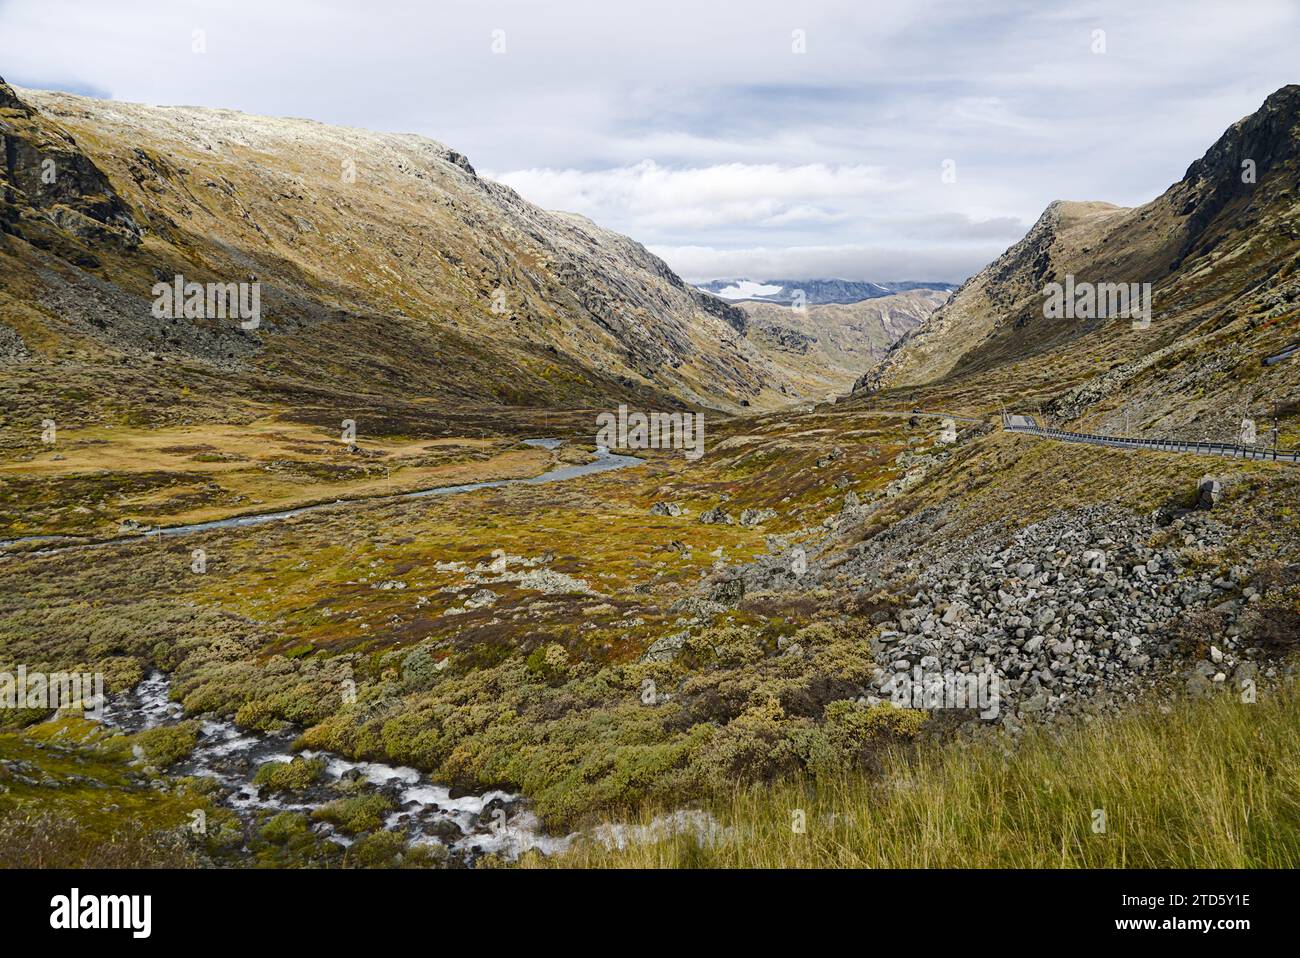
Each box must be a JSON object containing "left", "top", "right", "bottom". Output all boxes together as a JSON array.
[{"left": 1, "top": 398, "right": 1297, "bottom": 868}]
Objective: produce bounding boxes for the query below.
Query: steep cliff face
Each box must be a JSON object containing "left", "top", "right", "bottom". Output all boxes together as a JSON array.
[
  {"left": 0, "top": 79, "right": 793, "bottom": 426},
  {"left": 1170, "top": 84, "right": 1300, "bottom": 265},
  {"left": 0, "top": 78, "right": 141, "bottom": 256}
]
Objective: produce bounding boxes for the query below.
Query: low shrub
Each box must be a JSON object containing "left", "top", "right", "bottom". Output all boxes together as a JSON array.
[
  {"left": 311, "top": 793, "right": 393, "bottom": 834},
  {"left": 253, "top": 755, "right": 326, "bottom": 792},
  {"left": 132, "top": 721, "right": 200, "bottom": 768}
]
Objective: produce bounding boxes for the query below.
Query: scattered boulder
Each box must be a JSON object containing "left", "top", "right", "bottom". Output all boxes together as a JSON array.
[
  {"left": 1081, "top": 550, "right": 1107, "bottom": 574},
  {"left": 815, "top": 447, "right": 845, "bottom": 469},
  {"left": 699, "top": 506, "right": 733, "bottom": 525},
  {"left": 1196, "top": 476, "right": 1222, "bottom": 510},
  {"left": 641, "top": 630, "right": 688, "bottom": 663},
  {"left": 710, "top": 578, "right": 745, "bottom": 606},
  {"left": 464, "top": 589, "right": 497, "bottom": 609},
  {"left": 739, "top": 508, "right": 776, "bottom": 527},
  {"left": 1185, "top": 661, "right": 1217, "bottom": 696},
  {"left": 425, "top": 819, "right": 464, "bottom": 843}
]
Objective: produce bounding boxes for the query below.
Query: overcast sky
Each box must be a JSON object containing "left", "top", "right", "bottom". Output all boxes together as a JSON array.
[{"left": 2, "top": 0, "right": 1296, "bottom": 283}]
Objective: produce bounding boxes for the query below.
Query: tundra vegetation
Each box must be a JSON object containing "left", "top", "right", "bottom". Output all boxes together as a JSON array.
[{"left": 2, "top": 406, "right": 1297, "bottom": 868}]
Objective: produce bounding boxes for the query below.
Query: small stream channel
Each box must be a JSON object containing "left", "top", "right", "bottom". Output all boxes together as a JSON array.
[
  {"left": 36, "top": 437, "right": 714, "bottom": 862},
  {"left": 98, "top": 671, "right": 571, "bottom": 862}
]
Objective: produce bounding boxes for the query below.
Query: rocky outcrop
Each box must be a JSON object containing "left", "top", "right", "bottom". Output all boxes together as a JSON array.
[
  {"left": 1196, "top": 476, "right": 1223, "bottom": 510},
  {"left": 1169, "top": 84, "right": 1300, "bottom": 265},
  {"left": 0, "top": 77, "right": 141, "bottom": 249},
  {"left": 0, "top": 321, "right": 29, "bottom": 362},
  {"left": 753, "top": 324, "right": 814, "bottom": 354}
]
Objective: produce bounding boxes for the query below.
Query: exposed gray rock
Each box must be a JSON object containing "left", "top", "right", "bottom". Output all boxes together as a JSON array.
[
  {"left": 640, "top": 630, "right": 689, "bottom": 663},
  {"left": 699, "top": 506, "right": 733, "bottom": 525},
  {"left": 1197, "top": 476, "right": 1222, "bottom": 510},
  {"left": 815, "top": 447, "right": 845, "bottom": 469},
  {"left": 710, "top": 578, "right": 745, "bottom": 606}
]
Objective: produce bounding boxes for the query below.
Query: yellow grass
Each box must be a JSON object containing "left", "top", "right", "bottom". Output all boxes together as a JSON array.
[{"left": 535, "top": 684, "right": 1300, "bottom": 868}]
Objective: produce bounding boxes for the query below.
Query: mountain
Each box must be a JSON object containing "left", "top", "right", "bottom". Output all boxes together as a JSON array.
[
  {"left": 0, "top": 79, "right": 813, "bottom": 442},
  {"left": 697, "top": 278, "right": 956, "bottom": 306},
  {"left": 854, "top": 200, "right": 1128, "bottom": 390},
  {"left": 740, "top": 289, "right": 947, "bottom": 400},
  {"left": 855, "top": 85, "right": 1300, "bottom": 440}
]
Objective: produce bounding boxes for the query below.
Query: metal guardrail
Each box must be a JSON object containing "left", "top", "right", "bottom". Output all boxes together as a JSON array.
[{"left": 1004, "top": 420, "right": 1299, "bottom": 464}]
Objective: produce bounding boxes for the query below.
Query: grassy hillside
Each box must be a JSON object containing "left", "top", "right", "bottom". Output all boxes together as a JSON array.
[
  {"left": 859, "top": 87, "right": 1300, "bottom": 445},
  {"left": 535, "top": 681, "right": 1300, "bottom": 868},
  {"left": 0, "top": 75, "right": 812, "bottom": 453}
]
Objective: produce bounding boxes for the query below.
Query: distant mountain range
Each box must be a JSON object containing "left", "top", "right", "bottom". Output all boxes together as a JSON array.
[
  {"left": 696, "top": 278, "right": 958, "bottom": 306},
  {"left": 739, "top": 289, "right": 948, "bottom": 400}
]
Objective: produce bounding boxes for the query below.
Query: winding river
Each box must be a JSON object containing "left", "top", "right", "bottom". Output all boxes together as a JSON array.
[{"left": 0, "top": 439, "right": 642, "bottom": 554}]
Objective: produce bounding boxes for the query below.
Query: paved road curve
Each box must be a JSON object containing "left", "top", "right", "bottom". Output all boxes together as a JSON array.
[{"left": 1003, "top": 416, "right": 1299, "bottom": 465}]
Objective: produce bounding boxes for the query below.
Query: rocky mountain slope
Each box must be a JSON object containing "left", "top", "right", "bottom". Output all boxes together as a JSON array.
[
  {"left": 856, "top": 85, "right": 1300, "bottom": 442},
  {"left": 1, "top": 78, "right": 811, "bottom": 445},
  {"left": 741, "top": 289, "right": 947, "bottom": 399},
  {"left": 856, "top": 200, "right": 1128, "bottom": 390}
]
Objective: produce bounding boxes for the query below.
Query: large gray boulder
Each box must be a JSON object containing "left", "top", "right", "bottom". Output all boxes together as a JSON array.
[
  {"left": 1196, "top": 476, "right": 1222, "bottom": 510},
  {"left": 641, "top": 630, "right": 689, "bottom": 663},
  {"left": 739, "top": 507, "right": 776, "bottom": 527}
]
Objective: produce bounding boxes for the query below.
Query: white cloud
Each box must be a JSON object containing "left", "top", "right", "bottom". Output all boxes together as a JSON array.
[
  {"left": 490, "top": 161, "right": 1027, "bottom": 279},
  {"left": 491, "top": 160, "right": 888, "bottom": 231},
  {"left": 1, "top": 0, "right": 1296, "bottom": 283}
]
